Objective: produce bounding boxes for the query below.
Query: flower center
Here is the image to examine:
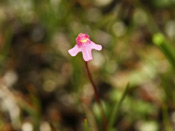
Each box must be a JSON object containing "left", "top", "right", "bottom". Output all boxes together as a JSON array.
[{"left": 79, "top": 38, "right": 88, "bottom": 43}]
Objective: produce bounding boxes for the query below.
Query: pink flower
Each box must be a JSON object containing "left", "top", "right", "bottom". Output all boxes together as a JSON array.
[{"left": 68, "top": 33, "right": 102, "bottom": 61}]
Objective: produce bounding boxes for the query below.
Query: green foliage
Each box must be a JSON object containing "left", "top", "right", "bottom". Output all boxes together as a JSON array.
[
  {"left": 0, "top": 0, "right": 175, "bottom": 130},
  {"left": 108, "top": 83, "right": 129, "bottom": 130},
  {"left": 153, "top": 33, "right": 175, "bottom": 69}
]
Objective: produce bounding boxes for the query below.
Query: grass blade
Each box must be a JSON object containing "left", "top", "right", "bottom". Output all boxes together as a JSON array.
[{"left": 108, "top": 83, "right": 129, "bottom": 130}]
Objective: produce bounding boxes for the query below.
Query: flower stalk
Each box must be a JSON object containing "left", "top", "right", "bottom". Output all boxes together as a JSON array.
[{"left": 85, "top": 61, "right": 108, "bottom": 130}]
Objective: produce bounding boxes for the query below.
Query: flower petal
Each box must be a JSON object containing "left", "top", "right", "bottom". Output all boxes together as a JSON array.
[
  {"left": 90, "top": 41, "right": 102, "bottom": 51},
  {"left": 82, "top": 48, "right": 93, "bottom": 61},
  {"left": 68, "top": 45, "right": 81, "bottom": 56}
]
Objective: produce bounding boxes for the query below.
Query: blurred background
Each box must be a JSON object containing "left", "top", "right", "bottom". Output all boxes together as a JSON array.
[{"left": 0, "top": 0, "right": 175, "bottom": 131}]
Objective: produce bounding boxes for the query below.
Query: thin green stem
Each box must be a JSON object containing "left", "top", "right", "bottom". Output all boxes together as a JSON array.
[
  {"left": 108, "top": 83, "right": 129, "bottom": 130},
  {"left": 84, "top": 118, "right": 89, "bottom": 131}
]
